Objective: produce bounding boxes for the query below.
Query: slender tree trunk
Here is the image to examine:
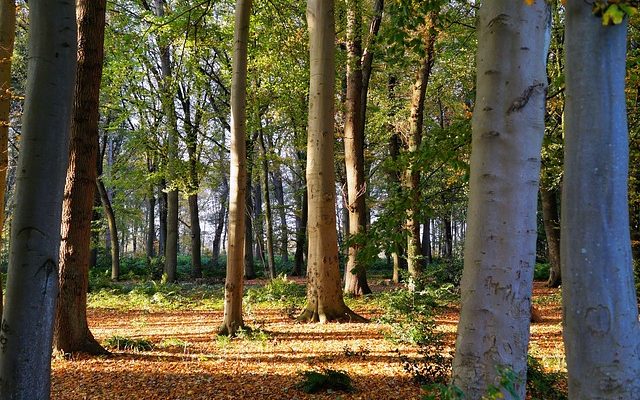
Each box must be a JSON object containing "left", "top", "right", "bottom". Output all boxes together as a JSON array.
[
  {"left": 0, "top": 0, "right": 15, "bottom": 318},
  {"left": 146, "top": 192, "right": 156, "bottom": 263},
  {"left": 53, "top": 0, "right": 108, "bottom": 356},
  {"left": 405, "top": 13, "right": 437, "bottom": 279},
  {"left": 97, "top": 178, "right": 120, "bottom": 280},
  {"left": 188, "top": 194, "right": 202, "bottom": 278},
  {"left": 387, "top": 76, "right": 405, "bottom": 284},
  {"left": 451, "top": 2, "right": 548, "bottom": 398},
  {"left": 212, "top": 176, "right": 228, "bottom": 268},
  {"left": 298, "top": 0, "right": 365, "bottom": 323},
  {"left": 259, "top": 128, "right": 276, "bottom": 279},
  {"left": 343, "top": 0, "right": 371, "bottom": 296},
  {"left": 244, "top": 167, "right": 256, "bottom": 279},
  {"left": 540, "top": 186, "right": 560, "bottom": 287},
  {"left": 443, "top": 215, "right": 453, "bottom": 258},
  {"left": 421, "top": 219, "right": 432, "bottom": 264},
  {"left": 271, "top": 162, "right": 289, "bottom": 265},
  {"left": 0, "top": 0, "right": 76, "bottom": 396},
  {"left": 220, "top": 0, "right": 252, "bottom": 336},
  {"left": 158, "top": 180, "right": 167, "bottom": 257},
  {"left": 562, "top": 2, "right": 640, "bottom": 397},
  {"left": 253, "top": 179, "right": 265, "bottom": 263},
  {"left": 293, "top": 182, "right": 307, "bottom": 276},
  {"left": 154, "top": 0, "right": 179, "bottom": 283}
]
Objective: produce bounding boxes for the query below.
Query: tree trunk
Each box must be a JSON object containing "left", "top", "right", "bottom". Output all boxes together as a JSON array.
[
  {"left": 158, "top": 180, "right": 167, "bottom": 257},
  {"left": 452, "top": 2, "right": 548, "bottom": 398},
  {"left": 540, "top": 186, "right": 560, "bottom": 287},
  {"left": 154, "top": 0, "right": 179, "bottom": 283},
  {"left": 244, "top": 168, "right": 256, "bottom": 279},
  {"left": 188, "top": 194, "right": 202, "bottom": 278},
  {"left": 253, "top": 179, "right": 265, "bottom": 264},
  {"left": 443, "top": 215, "right": 453, "bottom": 258},
  {"left": 0, "top": 0, "right": 15, "bottom": 318},
  {"left": 343, "top": 0, "right": 371, "bottom": 296},
  {"left": 271, "top": 161, "right": 289, "bottom": 265},
  {"left": 405, "top": 13, "right": 437, "bottom": 279},
  {"left": 293, "top": 182, "right": 307, "bottom": 276},
  {"left": 212, "top": 176, "right": 228, "bottom": 269},
  {"left": 0, "top": 0, "right": 76, "bottom": 396},
  {"left": 421, "top": 218, "right": 432, "bottom": 264},
  {"left": 220, "top": 0, "right": 252, "bottom": 336},
  {"left": 298, "top": 0, "right": 365, "bottom": 323},
  {"left": 97, "top": 178, "right": 120, "bottom": 281},
  {"left": 562, "top": 2, "right": 640, "bottom": 397},
  {"left": 146, "top": 192, "right": 156, "bottom": 263},
  {"left": 54, "top": 0, "right": 108, "bottom": 356},
  {"left": 259, "top": 128, "right": 276, "bottom": 279}
]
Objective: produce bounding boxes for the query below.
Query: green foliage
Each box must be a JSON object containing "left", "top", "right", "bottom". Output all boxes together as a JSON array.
[
  {"left": 157, "top": 337, "right": 192, "bottom": 350},
  {"left": 526, "top": 356, "right": 568, "bottom": 400},
  {"left": 592, "top": 1, "right": 637, "bottom": 25},
  {"left": 245, "top": 274, "right": 306, "bottom": 304},
  {"left": 424, "top": 258, "right": 464, "bottom": 289},
  {"left": 88, "top": 281, "right": 225, "bottom": 311},
  {"left": 295, "top": 369, "right": 355, "bottom": 394},
  {"left": 534, "top": 263, "right": 550, "bottom": 281},
  {"left": 104, "top": 336, "right": 153, "bottom": 352}
]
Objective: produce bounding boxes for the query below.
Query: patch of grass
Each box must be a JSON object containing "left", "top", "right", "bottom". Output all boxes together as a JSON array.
[
  {"left": 158, "top": 337, "right": 192, "bottom": 350},
  {"left": 295, "top": 369, "right": 355, "bottom": 394},
  {"left": 87, "top": 281, "right": 225, "bottom": 311},
  {"left": 533, "top": 290, "right": 562, "bottom": 306},
  {"left": 245, "top": 274, "right": 306, "bottom": 304},
  {"left": 104, "top": 335, "right": 154, "bottom": 351},
  {"left": 526, "top": 355, "right": 567, "bottom": 400}
]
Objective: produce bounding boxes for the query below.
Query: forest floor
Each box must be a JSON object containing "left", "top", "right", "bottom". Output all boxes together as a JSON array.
[{"left": 50, "top": 280, "right": 564, "bottom": 400}]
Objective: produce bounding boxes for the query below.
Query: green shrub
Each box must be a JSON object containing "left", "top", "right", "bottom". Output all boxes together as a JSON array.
[
  {"left": 245, "top": 274, "right": 306, "bottom": 304},
  {"left": 424, "top": 258, "right": 464, "bottom": 288},
  {"left": 526, "top": 355, "right": 567, "bottom": 400},
  {"left": 534, "top": 263, "right": 550, "bottom": 281},
  {"left": 104, "top": 335, "right": 153, "bottom": 351},
  {"left": 295, "top": 369, "right": 355, "bottom": 394}
]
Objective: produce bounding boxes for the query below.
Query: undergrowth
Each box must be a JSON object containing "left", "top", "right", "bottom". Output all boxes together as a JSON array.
[
  {"left": 295, "top": 369, "right": 355, "bottom": 394},
  {"left": 104, "top": 335, "right": 154, "bottom": 351}
]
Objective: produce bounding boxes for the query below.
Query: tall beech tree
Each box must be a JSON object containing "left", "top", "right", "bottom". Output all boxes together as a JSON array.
[
  {"left": 298, "top": 0, "right": 365, "bottom": 323},
  {"left": 0, "top": 0, "right": 15, "bottom": 317},
  {"left": 0, "top": 0, "right": 76, "bottom": 396},
  {"left": 219, "top": 0, "right": 252, "bottom": 336},
  {"left": 452, "top": 1, "right": 548, "bottom": 398},
  {"left": 405, "top": 11, "right": 437, "bottom": 280},
  {"left": 54, "top": 0, "right": 109, "bottom": 356},
  {"left": 562, "top": 1, "right": 640, "bottom": 396},
  {"left": 343, "top": 0, "right": 372, "bottom": 296}
]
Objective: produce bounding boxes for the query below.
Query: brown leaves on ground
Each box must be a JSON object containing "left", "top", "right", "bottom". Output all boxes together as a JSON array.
[{"left": 51, "top": 281, "right": 564, "bottom": 400}]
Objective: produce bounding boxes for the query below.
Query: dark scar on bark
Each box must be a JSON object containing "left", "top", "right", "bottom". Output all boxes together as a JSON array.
[{"left": 507, "top": 82, "right": 545, "bottom": 114}]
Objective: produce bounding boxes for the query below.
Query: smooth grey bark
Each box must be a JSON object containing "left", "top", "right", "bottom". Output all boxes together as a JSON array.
[
  {"left": 298, "top": 0, "right": 364, "bottom": 323},
  {"left": 146, "top": 191, "right": 156, "bottom": 262},
  {"left": 211, "top": 175, "right": 228, "bottom": 268},
  {"left": 451, "top": 2, "right": 549, "bottom": 398},
  {"left": 421, "top": 218, "right": 432, "bottom": 264},
  {"left": 540, "top": 186, "right": 560, "bottom": 287},
  {"left": 271, "top": 161, "right": 289, "bottom": 265},
  {"left": 562, "top": 2, "right": 640, "bottom": 397},
  {"left": 154, "top": 0, "right": 179, "bottom": 283},
  {"left": 244, "top": 161, "right": 256, "bottom": 279},
  {"left": 0, "top": 0, "right": 76, "bottom": 397},
  {"left": 259, "top": 128, "right": 276, "bottom": 279},
  {"left": 220, "top": 0, "right": 252, "bottom": 336},
  {"left": 158, "top": 180, "right": 167, "bottom": 257}
]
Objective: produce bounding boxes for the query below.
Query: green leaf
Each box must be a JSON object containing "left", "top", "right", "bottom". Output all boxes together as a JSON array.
[{"left": 602, "top": 5, "right": 625, "bottom": 26}]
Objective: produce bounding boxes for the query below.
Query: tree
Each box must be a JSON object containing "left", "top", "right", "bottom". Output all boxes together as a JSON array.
[
  {"left": 343, "top": 0, "right": 372, "bottom": 296},
  {"left": 561, "top": 1, "right": 640, "bottom": 397},
  {"left": 451, "top": 1, "right": 548, "bottom": 398},
  {"left": 53, "top": 0, "right": 109, "bottom": 356},
  {"left": 153, "top": 0, "right": 179, "bottom": 283},
  {"left": 405, "top": 11, "right": 437, "bottom": 279},
  {"left": 0, "top": 0, "right": 15, "bottom": 317},
  {"left": 298, "top": 0, "right": 365, "bottom": 323},
  {"left": 0, "top": 0, "right": 76, "bottom": 396},
  {"left": 97, "top": 132, "right": 120, "bottom": 281},
  {"left": 219, "top": 0, "right": 252, "bottom": 336}
]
